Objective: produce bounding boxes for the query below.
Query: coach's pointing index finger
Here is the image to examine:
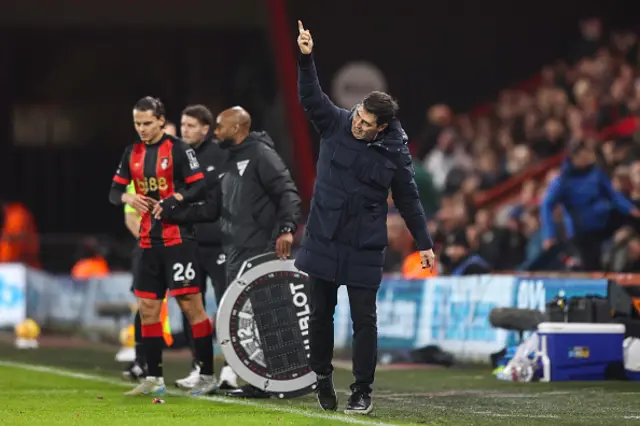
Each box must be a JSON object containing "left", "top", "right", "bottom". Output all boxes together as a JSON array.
[{"left": 298, "top": 20, "right": 304, "bottom": 33}]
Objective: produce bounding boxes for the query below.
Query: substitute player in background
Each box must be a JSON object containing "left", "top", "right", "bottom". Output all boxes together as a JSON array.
[
  {"left": 164, "top": 121, "right": 177, "bottom": 137},
  {"left": 174, "top": 104, "right": 238, "bottom": 391},
  {"left": 109, "top": 96, "right": 216, "bottom": 396},
  {"left": 120, "top": 181, "right": 146, "bottom": 380}
]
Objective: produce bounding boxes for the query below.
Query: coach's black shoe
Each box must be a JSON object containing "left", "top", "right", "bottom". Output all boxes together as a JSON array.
[
  {"left": 226, "top": 384, "right": 271, "bottom": 399},
  {"left": 344, "top": 390, "right": 373, "bottom": 415},
  {"left": 315, "top": 374, "right": 338, "bottom": 411}
]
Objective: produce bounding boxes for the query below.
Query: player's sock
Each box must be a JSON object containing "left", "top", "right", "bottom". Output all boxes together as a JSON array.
[
  {"left": 182, "top": 312, "right": 198, "bottom": 361},
  {"left": 141, "top": 322, "right": 164, "bottom": 377},
  {"left": 191, "top": 319, "right": 214, "bottom": 376},
  {"left": 134, "top": 312, "right": 145, "bottom": 366}
]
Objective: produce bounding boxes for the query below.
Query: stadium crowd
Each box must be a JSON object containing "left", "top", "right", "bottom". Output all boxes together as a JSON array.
[
  {"left": 382, "top": 18, "right": 640, "bottom": 276},
  {"left": 4, "top": 18, "right": 640, "bottom": 279}
]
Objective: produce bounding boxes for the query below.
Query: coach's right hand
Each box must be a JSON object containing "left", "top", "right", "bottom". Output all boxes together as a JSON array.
[
  {"left": 297, "top": 20, "right": 313, "bottom": 54},
  {"left": 122, "top": 193, "right": 155, "bottom": 215},
  {"left": 420, "top": 249, "right": 436, "bottom": 271}
]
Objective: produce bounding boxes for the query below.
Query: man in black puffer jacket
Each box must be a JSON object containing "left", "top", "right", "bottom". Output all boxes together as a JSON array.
[{"left": 296, "top": 21, "right": 436, "bottom": 415}]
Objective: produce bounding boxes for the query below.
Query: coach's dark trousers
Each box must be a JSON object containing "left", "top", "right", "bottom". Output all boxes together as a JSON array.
[
  {"left": 225, "top": 246, "right": 267, "bottom": 285},
  {"left": 309, "top": 276, "right": 378, "bottom": 393}
]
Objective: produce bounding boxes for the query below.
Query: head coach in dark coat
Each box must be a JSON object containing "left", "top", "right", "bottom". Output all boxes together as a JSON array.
[{"left": 295, "top": 21, "right": 436, "bottom": 415}]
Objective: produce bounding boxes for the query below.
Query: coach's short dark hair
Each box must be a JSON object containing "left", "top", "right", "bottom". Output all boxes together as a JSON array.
[
  {"left": 362, "top": 91, "right": 399, "bottom": 126},
  {"left": 182, "top": 104, "right": 214, "bottom": 127},
  {"left": 134, "top": 96, "right": 166, "bottom": 119}
]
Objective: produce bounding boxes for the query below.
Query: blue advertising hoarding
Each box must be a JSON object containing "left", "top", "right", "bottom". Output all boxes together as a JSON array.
[
  {"left": 334, "top": 275, "right": 608, "bottom": 361},
  {"left": 0, "top": 263, "right": 610, "bottom": 362}
]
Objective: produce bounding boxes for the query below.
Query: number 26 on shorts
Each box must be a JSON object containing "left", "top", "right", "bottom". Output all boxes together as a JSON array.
[{"left": 172, "top": 262, "right": 195, "bottom": 282}]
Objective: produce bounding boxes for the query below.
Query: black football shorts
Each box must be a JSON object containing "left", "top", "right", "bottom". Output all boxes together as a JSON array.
[{"left": 133, "top": 241, "right": 203, "bottom": 299}]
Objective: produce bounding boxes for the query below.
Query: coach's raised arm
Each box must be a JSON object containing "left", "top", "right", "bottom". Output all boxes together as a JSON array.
[
  {"left": 297, "top": 20, "right": 344, "bottom": 136},
  {"left": 294, "top": 19, "right": 436, "bottom": 416}
]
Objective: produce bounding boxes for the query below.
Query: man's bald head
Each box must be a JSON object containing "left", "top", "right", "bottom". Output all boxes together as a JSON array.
[
  {"left": 225, "top": 106, "right": 251, "bottom": 129},
  {"left": 218, "top": 107, "right": 251, "bottom": 133},
  {"left": 214, "top": 106, "right": 252, "bottom": 148}
]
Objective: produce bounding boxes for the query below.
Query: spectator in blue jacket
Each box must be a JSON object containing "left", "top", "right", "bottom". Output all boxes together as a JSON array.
[{"left": 541, "top": 140, "right": 640, "bottom": 270}]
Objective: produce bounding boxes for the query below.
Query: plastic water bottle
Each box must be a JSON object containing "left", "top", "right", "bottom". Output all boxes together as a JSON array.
[{"left": 511, "top": 360, "right": 535, "bottom": 382}]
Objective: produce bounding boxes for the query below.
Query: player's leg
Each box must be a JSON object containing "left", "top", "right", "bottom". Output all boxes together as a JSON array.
[
  {"left": 308, "top": 276, "right": 339, "bottom": 411},
  {"left": 137, "top": 297, "right": 165, "bottom": 375},
  {"left": 206, "top": 247, "right": 238, "bottom": 389},
  {"left": 166, "top": 242, "right": 217, "bottom": 395},
  {"left": 125, "top": 247, "right": 167, "bottom": 396},
  {"left": 133, "top": 309, "right": 146, "bottom": 366},
  {"left": 175, "top": 293, "right": 216, "bottom": 395},
  {"left": 175, "top": 245, "right": 214, "bottom": 390},
  {"left": 182, "top": 306, "right": 199, "bottom": 362},
  {"left": 174, "top": 311, "right": 201, "bottom": 390},
  {"left": 207, "top": 246, "right": 227, "bottom": 318},
  {"left": 343, "top": 285, "right": 377, "bottom": 415},
  {"left": 120, "top": 310, "right": 146, "bottom": 381},
  {"left": 123, "top": 247, "right": 147, "bottom": 381}
]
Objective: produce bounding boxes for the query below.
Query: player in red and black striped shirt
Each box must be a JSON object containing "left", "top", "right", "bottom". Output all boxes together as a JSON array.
[{"left": 109, "top": 97, "right": 217, "bottom": 396}]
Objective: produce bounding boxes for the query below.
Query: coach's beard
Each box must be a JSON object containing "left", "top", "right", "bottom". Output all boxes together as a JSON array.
[{"left": 217, "top": 137, "right": 235, "bottom": 149}]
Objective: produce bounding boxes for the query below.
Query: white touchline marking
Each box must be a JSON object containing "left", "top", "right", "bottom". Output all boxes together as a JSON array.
[
  {"left": 0, "top": 361, "right": 394, "bottom": 426},
  {"left": 3, "top": 361, "right": 631, "bottom": 422},
  {"left": 471, "top": 411, "right": 560, "bottom": 419},
  {"left": 0, "top": 389, "right": 87, "bottom": 395}
]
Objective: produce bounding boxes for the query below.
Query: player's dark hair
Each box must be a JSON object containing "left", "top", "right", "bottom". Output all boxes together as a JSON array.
[
  {"left": 362, "top": 91, "right": 399, "bottom": 126},
  {"left": 133, "top": 96, "right": 166, "bottom": 119},
  {"left": 182, "top": 104, "right": 214, "bottom": 127}
]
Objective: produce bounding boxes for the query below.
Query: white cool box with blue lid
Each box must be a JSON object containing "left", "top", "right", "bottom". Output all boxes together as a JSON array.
[{"left": 538, "top": 322, "right": 626, "bottom": 381}]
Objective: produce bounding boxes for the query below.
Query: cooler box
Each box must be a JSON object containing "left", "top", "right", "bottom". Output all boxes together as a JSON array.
[{"left": 538, "top": 322, "right": 625, "bottom": 382}]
